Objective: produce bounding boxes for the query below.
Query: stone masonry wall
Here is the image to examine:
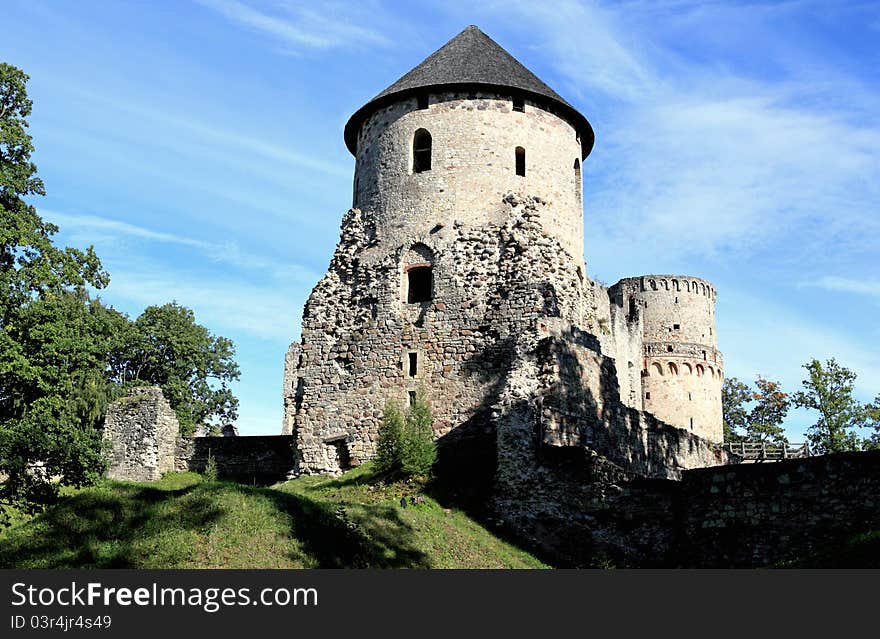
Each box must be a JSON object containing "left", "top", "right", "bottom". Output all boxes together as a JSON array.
[
  {"left": 175, "top": 436, "right": 295, "bottom": 484},
  {"left": 289, "top": 192, "right": 591, "bottom": 475},
  {"left": 353, "top": 90, "right": 586, "bottom": 262},
  {"left": 677, "top": 450, "right": 880, "bottom": 567},
  {"left": 103, "top": 386, "right": 180, "bottom": 482}
]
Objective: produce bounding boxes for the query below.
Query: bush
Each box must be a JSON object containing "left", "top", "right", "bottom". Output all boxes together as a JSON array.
[
  {"left": 400, "top": 390, "right": 436, "bottom": 477},
  {"left": 374, "top": 392, "right": 436, "bottom": 478},
  {"left": 203, "top": 449, "right": 218, "bottom": 482},
  {"left": 374, "top": 401, "right": 404, "bottom": 474}
]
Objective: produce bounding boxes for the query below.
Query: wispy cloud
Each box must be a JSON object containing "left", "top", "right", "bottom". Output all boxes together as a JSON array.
[
  {"left": 44, "top": 209, "right": 321, "bottom": 284},
  {"left": 197, "top": 0, "right": 391, "bottom": 51},
  {"left": 474, "top": 0, "right": 880, "bottom": 262},
  {"left": 106, "top": 265, "right": 305, "bottom": 343},
  {"left": 802, "top": 276, "right": 880, "bottom": 298}
]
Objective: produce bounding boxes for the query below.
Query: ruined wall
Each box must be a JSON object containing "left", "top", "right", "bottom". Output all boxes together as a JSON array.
[
  {"left": 290, "top": 193, "right": 590, "bottom": 475},
  {"left": 175, "top": 436, "right": 295, "bottom": 484},
  {"left": 353, "top": 91, "right": 585, "bottom": 263},
  {"left": 677, "top": 450, "right": 880, "bottom": 567},
  {"left": 103, "top": 387, "right": 179, "bottom": 482}
]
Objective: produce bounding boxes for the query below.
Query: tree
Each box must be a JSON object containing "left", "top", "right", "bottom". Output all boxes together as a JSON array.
[
  {"left": 722, "top": 377, "right": 750, "bottom": 442},
  {"left": 747, "top": 377, "right": 789, "bottom": 443},
  {"left": 860, "top": 395, "right": 879, "bottom": 451},
  {"left": 722, "top": 376, "right": 789, "bottom": 443},
  {"left": 110, "top": 302, "right": 240, "bottom": 436},
  {"left": 373, "top": 391, "right": 436, "bottom": 478},
  {"left": 792, "top": 358, "right": 866, "bottom": 454},
  {"left": 1, "top": 63, "right": 111, "bottom": 524},
  {"left": 374, "top": 400, "right": 404, "bottom": 474},
  {"left": 400, "top": 389, "right": 436, "bottom": 477}
]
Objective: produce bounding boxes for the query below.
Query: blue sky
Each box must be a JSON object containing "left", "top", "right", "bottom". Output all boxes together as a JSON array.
[{"left": 3, "top": 0, "right": 878, "bottom": 439}]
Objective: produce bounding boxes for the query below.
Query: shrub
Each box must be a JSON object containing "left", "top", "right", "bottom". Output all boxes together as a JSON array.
[
  {"left": 400, "top": 390, "right": 436, "bottom": 477},
  {"left": 374, "top": 392, "right": 436, "bottom": 478},
  {"left": 374, "top": 401, "right": 404, "bottom": 474},
  {"left": 203, "top": 449, "right": 218, "bottom": 482}
]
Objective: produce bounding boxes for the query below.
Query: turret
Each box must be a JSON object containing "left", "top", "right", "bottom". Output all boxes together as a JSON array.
[
  {"left": 343, "top": 25, "right": 594, "bottom": 262},
  {"left": 612, "top": 275, "right": 723, "bottom": 442}
]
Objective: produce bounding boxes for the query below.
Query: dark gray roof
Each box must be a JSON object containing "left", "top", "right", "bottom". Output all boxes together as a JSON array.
[{"left": 343, "top": 26, "right": 594, "bottom": 158}]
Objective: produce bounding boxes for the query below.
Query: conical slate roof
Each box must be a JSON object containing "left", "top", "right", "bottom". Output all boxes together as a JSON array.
[{"left": 343, "top": 26, "right": 594, "bottom": 158}]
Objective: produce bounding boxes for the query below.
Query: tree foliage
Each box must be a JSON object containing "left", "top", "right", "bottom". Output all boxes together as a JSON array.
[
  {"left": 110, "top": 302, "right": 239, "bottom": 436},
  {"left": 0, "top": 63, "right": 239, "bottom": 523},
  {"left": 400, "top": 389, "right": 436, "bottom": 477},
  {"left": 793, "top": 358, "right": 867, "bottom": 454},
  {"left": 1, "top": 64, "right": 112, "bottom": 523},
  {"left": 721, "top": 376, "right": 789, "bottom": 443},
  {"left": 722, "top": 377, "right": 750, "bottom": 442},
  {"left": 374, "top": 391, "right": 436, "bottom": 478}
]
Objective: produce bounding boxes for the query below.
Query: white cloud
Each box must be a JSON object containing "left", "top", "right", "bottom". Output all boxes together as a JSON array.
[
  {"left": 105, "top": 267, "right": 305, "bottom": 343},
  {"left": 43, "top": 209, "right": 322, "bottom": 285},
  {"left": 197, "top": 0, "right": 390, "bottom": 51},
  {"left": 802, "top": 276, "right": 880, "bottom": 299}
]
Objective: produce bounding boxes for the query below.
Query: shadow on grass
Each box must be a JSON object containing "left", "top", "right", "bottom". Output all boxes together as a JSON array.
[
  {"left": 0, "top": 475, "right": 431, "bottom": 569},
  {"left": 237, "top": 482, "right": 430, "bottom": 568},
  {"left": 0, "top": 480, "right": 222, "bottom": 568}
]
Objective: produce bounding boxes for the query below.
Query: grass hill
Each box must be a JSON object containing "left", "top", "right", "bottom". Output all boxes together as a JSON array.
[{"left": 0, "top": 465, "right": 546, "bottom": 569}]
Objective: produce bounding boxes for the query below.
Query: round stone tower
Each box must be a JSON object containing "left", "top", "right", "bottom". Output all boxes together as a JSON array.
[
  {"left": 614, "top": 275, "right": 723, "bottom": 442},
  {"left": 344, "top": 25, "right": 594, "bottom": 262}
]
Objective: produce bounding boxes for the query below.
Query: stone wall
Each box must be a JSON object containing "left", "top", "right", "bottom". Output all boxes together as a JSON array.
[
  {"left": 677, "top": 450, "right": 880, "bottom": 567},
  {"left": 353, "top": 90, "right": 585, "bottom": 262},
  {"left": 175, "top": 436, "right": 295, "bottom": 484},
  {"left": 103, "top": 386, "right": 179, "bottom": 482},
  {"left": 289, "top": 193, "right": 592, "bottom": 475},
  {"left": 495, "top": 448, "right": 880, "bottom": 568},
  {"left": 104, "top": 388, "right": 294, "bottom": 484}
]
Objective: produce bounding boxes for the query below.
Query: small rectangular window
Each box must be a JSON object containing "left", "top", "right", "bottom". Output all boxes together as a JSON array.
[
  {"left": 673, "top": 324, "right": 680, "bottom": 330},
  {"left": 407, "top": 267, "right": 432, "bottom": 303},
  {"left": 645, "top": 392, "right": 651, "bottom": 400},
  {"left": 690, "top": 417, "right": 694, "bottom": 430},
  {"left": 515, "top": 147, "right": 525, "bottom": 176},
  {"left": 512, "top": 97, "right": 525, "bottom": 112},
  {"left": 417, "top": 94, "right": 429, "bottom": 110},
  {"left": 408, "top": 390, "right": 417, "bottom": 406},
  {"left": 408, "top": 352, "right": 418, "bottom": 377}
]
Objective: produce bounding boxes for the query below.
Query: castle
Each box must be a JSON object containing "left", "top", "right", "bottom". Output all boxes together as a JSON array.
[
  {"left": 282, "top": 26, "right": 724, "bottom": 477},
  {"left": 100, "top": 26, "right": 880, "bottom": 567}
]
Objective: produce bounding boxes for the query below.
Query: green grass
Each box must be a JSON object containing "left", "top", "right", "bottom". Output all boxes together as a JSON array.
[{"left": 0, "top": 466, "right": 547, "bottom": 569}]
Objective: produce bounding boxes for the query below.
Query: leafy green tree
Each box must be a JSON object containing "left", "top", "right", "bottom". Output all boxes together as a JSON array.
[
  {"left": 793, "top": 358, "right": 866, "bottom": 454},
  {"left": 110, "top": 302, "right": 239, "bottom": 436},
  {"left": 373, "top": 391, "right": 436, "bottom": 477},
  {"left": 861, "top": 395, "right": 879, "bottom": 451},
  {"left": 374, "top": 400, "right": 404, "bottom": 474},
  {"left": 747, "top": 377, "right": 789, "bottom": 443},
  {"left": 722, "top": 377, "right": 750, "bottom": 442},
  {"left": 1, "top": 63, "right": 111, "bottom": 524},
  {"left": 722, "top": 376, "right": 789, "bottom": 443},
  {"left": 400, "top": 389, "right": 436, "bottom": 477}
]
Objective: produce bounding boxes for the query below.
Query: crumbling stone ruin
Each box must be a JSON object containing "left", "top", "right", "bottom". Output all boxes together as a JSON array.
[
  {"left": 104, "top": 386, "right": 294, "bottom": 484},
  {"left": 283, "top": 26, "right": 724, "bottom": 478}
]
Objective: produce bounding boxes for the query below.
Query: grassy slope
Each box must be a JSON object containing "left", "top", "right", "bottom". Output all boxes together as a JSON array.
[{"left": 0, "top": 467, "right": 546, "bottom": 569}]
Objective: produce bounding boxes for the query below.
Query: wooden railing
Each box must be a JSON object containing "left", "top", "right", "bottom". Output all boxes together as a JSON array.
[{"left": 722, "top": 441, "right": 812, "bottom": 462}]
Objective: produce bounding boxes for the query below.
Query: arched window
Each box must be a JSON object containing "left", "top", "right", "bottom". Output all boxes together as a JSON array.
[
  {"left": 651, "top": 362, "right": 664, "bottom": 376},
  {"left": 669, "top": 362, "right": 678, "bottom": 375},
  {"left": 573, "top": 159, "right": 581, "bottom": 202},
  {"left": 682, "top": 363, "right": 692, "bottom": 375},
  {"left": 413, "top": 129, "right": 432, "bottom": 173},
  {"left": 515, "top": 146, "right": 526, "bottom": 176},
  {"left": 696, "top": 364, "right": 705, "bottom": 377}
]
